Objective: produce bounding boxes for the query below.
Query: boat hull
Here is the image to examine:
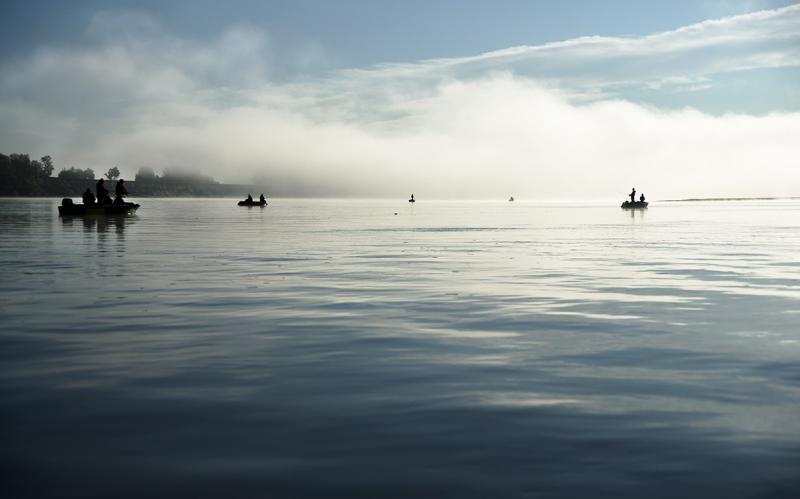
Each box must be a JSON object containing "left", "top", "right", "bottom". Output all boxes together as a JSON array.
[
  {"left": 58, "top": 202, "right": 140, "bottom": 216},
  {"left": 621, "top": 201, "right": 648, "bottom": 209},
  {"left": 238, "top": 200, "right": 267, "bottom": 207}
]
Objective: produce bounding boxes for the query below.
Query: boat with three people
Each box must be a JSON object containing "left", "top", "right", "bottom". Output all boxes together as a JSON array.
[{"left": 58, "top": 179, "right": 140, "bottom": 215}]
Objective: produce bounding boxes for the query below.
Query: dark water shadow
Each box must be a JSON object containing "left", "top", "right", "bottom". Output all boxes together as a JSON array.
[{"left": 1, "top": 381, "right": 798, "bottom": 499}]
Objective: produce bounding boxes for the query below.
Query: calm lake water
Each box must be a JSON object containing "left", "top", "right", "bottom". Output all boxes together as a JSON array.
[{"left": 1, "top": 198, "right": 798, "bottom": 498}]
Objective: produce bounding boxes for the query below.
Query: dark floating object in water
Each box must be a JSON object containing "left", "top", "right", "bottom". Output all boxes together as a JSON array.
[
  {"left": 409, "top": 193, "right": 415, "bottom": 203},
  {"left": 58, "top": 198, "right": 139, "bottom": 216},
  {"left": 238, "top": 199, "right": 267, "bottom": 207},
  {"left": 621, "top": 201, "right": 648, "bottom": 209},
  {"left": 509, "top": 196, "right": 514, "bottom": 202},
  {"left": 239, "top": 193, "right": 267, "bottom": 206}
]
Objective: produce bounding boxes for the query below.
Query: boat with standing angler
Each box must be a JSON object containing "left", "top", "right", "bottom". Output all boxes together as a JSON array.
[
  {"left": 622, "top": 188, "right": 648, "bottom": 209},
  {"left": 58, "top": 198, "right": 140, "bottom": 215}
]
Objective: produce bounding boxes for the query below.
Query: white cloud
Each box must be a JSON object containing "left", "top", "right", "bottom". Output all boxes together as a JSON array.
[
  {"left": 0, "top": 6, "right": 799, "bottom": 199},
  {"left": 344, "top": 3, "right": 800, "bottom": 93}
]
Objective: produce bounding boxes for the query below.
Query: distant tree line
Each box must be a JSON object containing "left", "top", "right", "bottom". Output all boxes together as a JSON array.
[
  {"left": 130, "top": 166, "right": 229, "bottom": 196},
  {"left": 0, "top": 153, "right": 54, "bottom": 195},
  {"left": 1, "top": 153, "right": 263, "bottom": 197},
  {"left": 57, "top": 166, "right": 95, "bottom": 181},
  {"left": 135, "top": 166, "right": 217, "bottom": 185}
]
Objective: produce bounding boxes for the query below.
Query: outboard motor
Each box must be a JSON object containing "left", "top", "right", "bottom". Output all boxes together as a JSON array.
[{"left": 61, "top": 198, "right": 73, "bottom": 206}]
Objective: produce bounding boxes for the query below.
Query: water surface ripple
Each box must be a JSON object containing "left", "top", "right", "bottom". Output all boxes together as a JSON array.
[{"left": 1, "top": 198, "right": 799, "bottom": 498}]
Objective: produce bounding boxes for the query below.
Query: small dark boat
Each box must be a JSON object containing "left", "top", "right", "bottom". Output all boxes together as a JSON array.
[
  {"left": 238, "top": 199, "right": 267, "bottom": 207},
  {"left": 621, "top": 201, "right": 648, "bottom": 209},
  {"left": 58, "top": 198, "right": 139, "bottom": 216},
  {"left": 408, "top": 194, "right": 415, "bottom": 203}
]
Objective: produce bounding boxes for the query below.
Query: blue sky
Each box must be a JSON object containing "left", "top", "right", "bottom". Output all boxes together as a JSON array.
[
  {"left": 1, "top": 1, "right": 798, "bottom": 198},
  {"left": 2, "top": 0, "right": 796, "bottom": 73}
]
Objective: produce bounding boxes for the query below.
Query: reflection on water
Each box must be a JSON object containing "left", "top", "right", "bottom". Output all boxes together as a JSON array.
[
  {"left": 59, "top": 212, "right": 135, "bottom": 234},
  {"left": 59, "top": 213, "right": 136, "bottom": 259},
  {"left": 1, "top": 198, "right": 799, "bottom": 498},
  {"left": 627, "top": 206, "right": 646, "bottom": 220}
]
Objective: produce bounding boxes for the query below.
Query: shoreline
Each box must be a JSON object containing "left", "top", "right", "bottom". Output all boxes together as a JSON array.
[{"left": 660, "top": 197, "right": 800, "bottom": 202}]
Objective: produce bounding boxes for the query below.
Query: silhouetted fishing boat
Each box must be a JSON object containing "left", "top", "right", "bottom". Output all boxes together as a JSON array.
[
  {"left": 238, "top": 200, "right": 267, "bottom": 207},
  {"left": 58, "top": 198, "right": 140, "bottom": 216},
  {"left": 621, "top": 201, "right": 648, "bottom": 209}
]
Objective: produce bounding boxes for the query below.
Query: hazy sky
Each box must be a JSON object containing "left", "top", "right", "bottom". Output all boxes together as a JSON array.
[{"left": 1, "top": 0, "right": 798, "bottom": 198}]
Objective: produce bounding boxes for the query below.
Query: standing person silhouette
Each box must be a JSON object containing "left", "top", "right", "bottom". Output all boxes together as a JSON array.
[
  {"left": 96, "top": 178, "right": 110, "bottom": 204},
  {"left": 115, "top": 179, "right": 128, "bottom": 203},
  {"left": 630, "top": 188, "right": 636, "bottom": 203}
]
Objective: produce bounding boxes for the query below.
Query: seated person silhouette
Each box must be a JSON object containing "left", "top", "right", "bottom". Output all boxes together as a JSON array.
[{"left": 82, "top": 188, "right": 96, "bottom": 205}]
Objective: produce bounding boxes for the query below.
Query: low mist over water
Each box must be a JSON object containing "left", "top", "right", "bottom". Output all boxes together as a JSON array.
[
  {"left": 1, "top": 198, "right": 798, "bottom": 497},
  {"left": 2, "top": 5, "right": 800, "bottom": 199}
]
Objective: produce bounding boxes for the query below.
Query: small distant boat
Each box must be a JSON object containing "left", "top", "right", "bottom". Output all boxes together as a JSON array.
[
  {"left": 238, "top": 199, "right": 267, "bottom": 207},
  {"left": 58, "top": 198, "right": 139, "bottom": 216},
  {"left": 621, "top": 201, "right": 648, "bottom": 209},
  {"left": 509, "top": 196, "right": 514, "bottom": 202},
  {"left": 408, "top": 194, "right": 415, "bottom": 203}
]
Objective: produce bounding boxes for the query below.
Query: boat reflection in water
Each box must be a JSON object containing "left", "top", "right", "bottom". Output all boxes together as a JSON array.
[{"left": 60, "top": 212, "right": 136, "bottom": 235}]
